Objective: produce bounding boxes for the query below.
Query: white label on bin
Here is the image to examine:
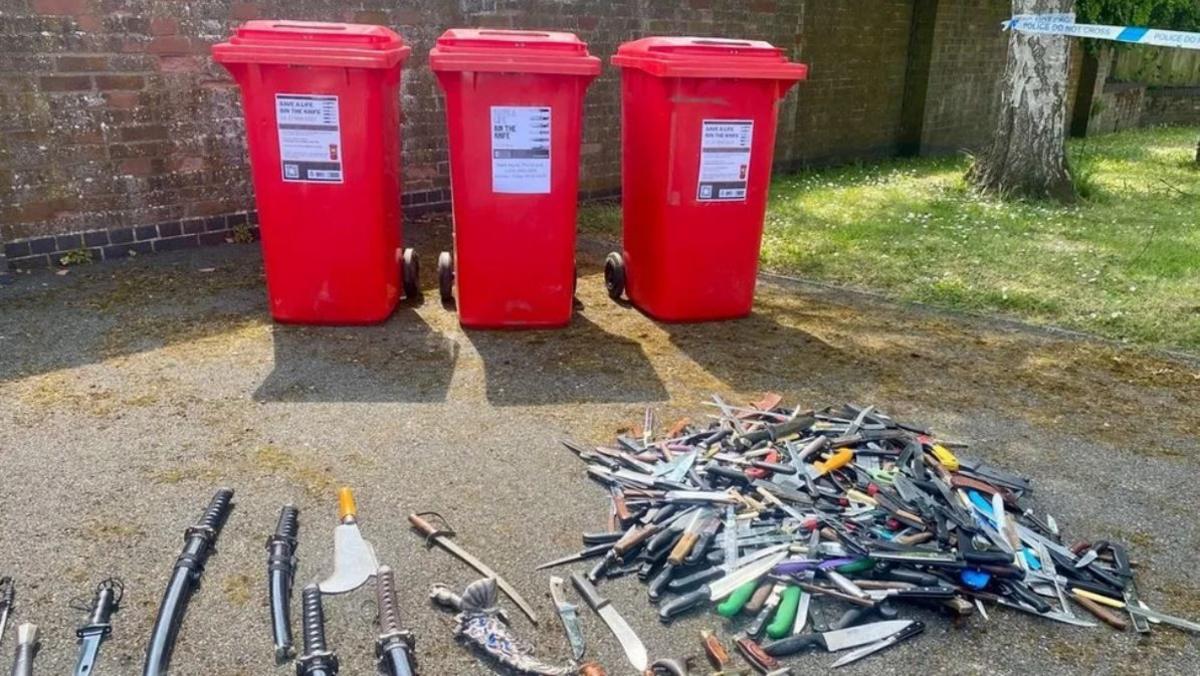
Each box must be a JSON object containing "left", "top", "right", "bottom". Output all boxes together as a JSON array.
[
  {"left": 490, "top": 106, "right": 551, "bottom": 194},
  {"left": 697, "top": 119, "right": 753, "bottom": 202},
  {"left": 276, "top": 94, "right": 343, "bottom": 183}
]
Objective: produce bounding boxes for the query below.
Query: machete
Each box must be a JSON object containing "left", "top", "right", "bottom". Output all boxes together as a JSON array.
[{"left": 571, "top": 573, "right": 648, "bottom": 671}]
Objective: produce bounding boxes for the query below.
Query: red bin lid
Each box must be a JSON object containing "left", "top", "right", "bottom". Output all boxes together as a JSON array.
[
  {"left": 212, "top": 20, "right": 410, "bottom": 69},
  {"left": 612, "top": 36, "right": 808, "bottom": 80},
  {"left": 429, "top": 29, "right": 600, "bottom": 76}
]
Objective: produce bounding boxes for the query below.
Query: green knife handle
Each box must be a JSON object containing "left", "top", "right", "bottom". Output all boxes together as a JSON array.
[
  {"left": 835, "top": 558, "right": 875, "bottom": 574},
  {"left": 716, "top": 580, "right": 757, "bottom": 617},
  {"left": 766, "top": 586, "right": 801, "bottom": 638}
]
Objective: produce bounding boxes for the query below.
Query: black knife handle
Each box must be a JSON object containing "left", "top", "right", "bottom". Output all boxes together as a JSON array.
[
  {"left": 668, "top": 566, "right": 722, "bottom": 592},
  {"left": 582, "top": 532, "right": 623, "bottom": 546},
  {"left": 657, "top": 586, "right": 710, "bottom": 623},
  {"left": 647, "top": 564, "right": 675, "bottom": 602},
  {"left": 569, "top": 573, "right": 608, "bottom": 612},
  {"left": 877, "top": 567, "right": 943, "bottom": 587},
  {"left": 705, "top": 465, "right": 751, "bottom": 484},
  {"left": 751, "top": 461, "right": 798, "bottom": 475},
  {"left": 761, "top": 631, "right": 827, "bottom": 657},
  {"left": 684, "top": 532, "right": 715, "bottom": 566},
  {"left": 744, "top": 601, "right": 775, "bottom": 638},
  {"left": 1003, "top": 581, "right": 1051, "bottom": 613}
]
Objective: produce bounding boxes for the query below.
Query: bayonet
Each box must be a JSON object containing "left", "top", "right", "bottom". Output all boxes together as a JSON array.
[
  {"left": 409, "top": 512, "right": 538, "bottom": 625},
  {"left": 571, "top": 574, "right": 647, "bottom": 671},
  {"left": 549, "top": 576, "right": 585, "bottom": 661},
  {"left": 73, "top": 578, "right": 123, "bottom": 676}
]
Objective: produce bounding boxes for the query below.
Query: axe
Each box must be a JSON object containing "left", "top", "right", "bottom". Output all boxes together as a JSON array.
[{"left": 318, "top": 487, "right": 379, "bottom": 595}]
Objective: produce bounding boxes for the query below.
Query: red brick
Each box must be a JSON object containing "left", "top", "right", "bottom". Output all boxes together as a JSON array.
[
  {"left": 104, "top": 90, "right": 139, "bottom": 109},
  {"left": 149, "top": 16, "right": 178, "bottom": 36},
  {"left": 94, "top": 74, "right": 144, "bottom": 91},
  {"left": 56, "top": 55, "right": 108, "bottom": 72},
  {"left": 39, "top": 75, "right": 92, "bottom": 92},
  {"left": 157, "top": 56, "right": 203, "bottom": 73},
  {"left": 231, "top": 2, "right": 260, "bottom": 20},
  {"left": 32, "top": 0, "right": 88, "bottom": 16},
  {"left": 74, "top": 14, "right": 102, "bottom": 31},
  {"left": 146, "top": 36, "right": 191, "bottom": 56},
  {"left": 174, "top": 156, "right": 205, "bottom": 173},
  {"left": 118, "top": 157, "right": 153, "bottom": 176},
  {"left": 119, "top": 124, "right": 167, "bottom": 142}
]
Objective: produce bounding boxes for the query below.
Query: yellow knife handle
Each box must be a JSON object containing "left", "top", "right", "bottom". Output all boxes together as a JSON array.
[
  {"left": 817, "top": 449, "right": 855, "bottom": 476},
  {"left": 930, "top": 444, "right": 960, "bottom": 471},
  {"left": 338, "top": 487, "right": 357, "bottom": 522}
]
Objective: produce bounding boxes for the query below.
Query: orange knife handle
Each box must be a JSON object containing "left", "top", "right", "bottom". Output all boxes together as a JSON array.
[{"left": 338, "top": 487, "right": 357, "bottom": 522}]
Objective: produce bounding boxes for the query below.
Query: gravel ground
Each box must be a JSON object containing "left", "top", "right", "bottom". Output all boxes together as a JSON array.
[{"left": 1, "top": 221, "right": 1198, "bottom": 676}]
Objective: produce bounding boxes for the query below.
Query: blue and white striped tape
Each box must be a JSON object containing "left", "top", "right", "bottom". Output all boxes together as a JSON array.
[{"left": 1003, "top": 13, "right": 1200, "bottom": 50}]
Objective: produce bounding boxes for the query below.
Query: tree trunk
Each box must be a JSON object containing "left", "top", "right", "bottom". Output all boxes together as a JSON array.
[
  {"left": 1195, "top": 136, "right": 1199, "bottom": 165},
  {"left": 968, "top": 0, "right": 1077, "bottom": 202}
]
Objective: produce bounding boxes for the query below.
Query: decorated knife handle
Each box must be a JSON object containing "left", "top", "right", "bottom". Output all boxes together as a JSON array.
[
  {"left": 761, "top": 631, "right": 826, "bottom": 657},
  {"left": 569, "top": 573, "right": 609, "bottom": 612},
  {"left": 657, "top": 586, "right": 709, "bottom": 622}
]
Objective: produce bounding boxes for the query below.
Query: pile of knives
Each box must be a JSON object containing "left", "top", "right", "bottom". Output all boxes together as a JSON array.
[{"left": 544, "top": 394, "right": 1200, "bottom": 673}]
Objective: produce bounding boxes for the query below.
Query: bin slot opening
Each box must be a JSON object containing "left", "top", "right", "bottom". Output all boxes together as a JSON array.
[
  {"left": 478, "top": 30, "right": 553, "bottom": 38},
  {"left": 270, "top": 23, "right": 348, "bottom": 31},
  {"left": 691, "top": 39, "right": 754, "bottom": 47}
]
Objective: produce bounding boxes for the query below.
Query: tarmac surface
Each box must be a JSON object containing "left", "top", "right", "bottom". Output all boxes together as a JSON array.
[{"left": 1, "top": 221, "right": 1199, "bottom": 675}]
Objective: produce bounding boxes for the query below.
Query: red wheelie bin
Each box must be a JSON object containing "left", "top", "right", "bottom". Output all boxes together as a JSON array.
[
  {"left": 606, "top": 37, "right": 807, "bottom": 322},
  {"left": 430, "top": 29, "right": 600, "bottom": 328},
  {"left": 213, "top": 21, "right": 417, "bottom": 324}
]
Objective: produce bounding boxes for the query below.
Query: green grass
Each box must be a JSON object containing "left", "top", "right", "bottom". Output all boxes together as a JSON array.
[{"left": 581, "top": 126, "right": 1200, "bottom": 351}]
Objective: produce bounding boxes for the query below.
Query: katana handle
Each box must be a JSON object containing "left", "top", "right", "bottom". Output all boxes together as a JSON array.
[{"left": 267, "top": 504, "right": 299, "bottom": 663}]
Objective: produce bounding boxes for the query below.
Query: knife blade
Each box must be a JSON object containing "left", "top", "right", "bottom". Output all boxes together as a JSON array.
[
  {"left": 549, "top": 576, "right": 585, "bottom": 661},
  {"left": 658, "top": 549, "right": 788, "bottom": 621},
  {"left": 570, "top": 573, "right": 648, "bottom": 671},
  {"left": 761, "top": 619, "right": 914, "bottom": 656},
  {"left": 830, "top": 620, "right": 925, "bottom": 667},
  {"left": 668, "top": 543, "right": 790, "bottom": 592}
]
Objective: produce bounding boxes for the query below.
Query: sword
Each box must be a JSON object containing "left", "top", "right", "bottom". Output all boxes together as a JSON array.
[
  {"left": 409, "top": 512, "right": 539, "bottom": 625},
  {"left": 73, "top": 578, "right": 123, "bottom": 676}
]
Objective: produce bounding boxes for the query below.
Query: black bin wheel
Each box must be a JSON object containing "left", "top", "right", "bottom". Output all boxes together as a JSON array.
[
  {"left": 402, "top": 248, "right": 420, "bottom": 299},
  {"left": 437, "top": 251, "right": 454, "bottom": 304},
  {"left": 604, "top": 252, "right": 625, "bottom": 301}
]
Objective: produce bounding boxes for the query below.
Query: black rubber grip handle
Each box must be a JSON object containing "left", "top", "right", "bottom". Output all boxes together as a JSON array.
[
  {"left": 646, "top": 528, "right": 681, "bottom": 556},
  {"left": 1004, "top": 581, "right": 1051, "bottom": 613},
  {"left": 669, "top": 566, "right": 722, "bottom": 592},
  {"left": 198, "top": 488, "right": 235, "bottom": 531},
  {"left": 657, "top": 586, "right": 710, "bottom": 622},
  {"left": 684, "top": 532, "right": 715, "bottom": 566},
  {"left": 570, "top": 573, "right": 608, "bottom": 612},
  {"left": 647, "top": 564, "right": 675, "bottom": 602},
  {"left": 761, "top": 632, "right": 826, "bottom": 657},
  {"left": 705, "top": 465, "right": 751, "bottom": 484},
  {"left": 883, "top": 569, "right": 945, "bottom": 590},
  {"left": 745, "top": 600, "right": 775, "bottom": 638},
  {"left": 962, "top": 549, "right": 1014, "bottom": 565},
  {"left": 582, "top": 531, "right": 623, "bottom": 546},
  {"left": 750, "top": 460, "right": 797, "bottom": 475},
  {"left": 738, "top": 417, "right": 817, "bottom": 448}
]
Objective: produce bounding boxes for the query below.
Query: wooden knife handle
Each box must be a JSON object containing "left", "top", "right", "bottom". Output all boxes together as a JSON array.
[
  {"left": 668, "top": 531, "right": 700, "bottom": 565},
  {"left": 408, "top": 512, "right": 437, "bottom": 537},
  {"left": 1072, "top": 593, "right": 1129, "bottom": 630}
]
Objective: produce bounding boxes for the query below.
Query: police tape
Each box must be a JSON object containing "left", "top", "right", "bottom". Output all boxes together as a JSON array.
[{"left": 1003, "top": 13, "right": 1200, "bottom": 51}]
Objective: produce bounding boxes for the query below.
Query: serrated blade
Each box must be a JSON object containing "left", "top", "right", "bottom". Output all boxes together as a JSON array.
[{"left": 597, "top": 604, "right": 647, "bottom": 671}]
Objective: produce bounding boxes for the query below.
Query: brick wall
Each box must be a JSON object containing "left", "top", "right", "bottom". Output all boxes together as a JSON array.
[
  {"left": 1, "top": 0, "right": 1016, "bottom": 272},
  {"left": 919, "top": 0, "right": 1012, "bottom": 156}
]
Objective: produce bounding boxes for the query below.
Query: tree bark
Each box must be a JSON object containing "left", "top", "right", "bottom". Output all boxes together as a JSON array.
[
  {"left": 1194, "top": 136, "right": 1199, "bottom": 165},
  {"left": 968, "top": 0, "right": 1077, "bottom": 202}
]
